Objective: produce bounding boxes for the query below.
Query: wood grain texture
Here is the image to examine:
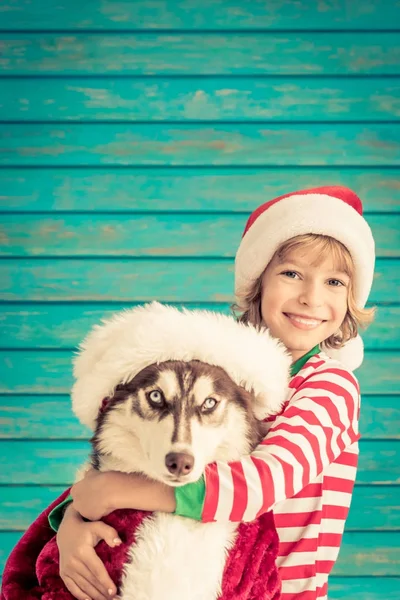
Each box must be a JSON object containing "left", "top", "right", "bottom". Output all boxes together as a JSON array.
[
  {"left": 2, "top": 0, "right": 400, "bottom": 30},
  {"left": 1, "top": 124, "right": 400, "bottom": 166},
  {"left": 1, "top": 168, "right": 399, "bottom": 213},
  {"left": 2, "top": 77, "right": 399, "bottom": 121},
  {"left": 1, "top": 33, "right": 400, "bottom": 76},
  {"left": 0, "top": 440, "right": 398, "bottom": 485},
  {"left": 1, "top": 304, "right": 397, "bottom": 350},
  {"left": 0, "top": 350, "right": 398, "bottom": 395},
  {"left": 1, "top": 214, "right": 398, "bottom": 257},
  {"left": 1, "top": 394, "right": 398, "bottom": 439},
  {"left": 329, "top": 577, "right": 400, "bottom": 599},
  {"left": 0, "top": 258, "right": 397, "bottom": 302}
]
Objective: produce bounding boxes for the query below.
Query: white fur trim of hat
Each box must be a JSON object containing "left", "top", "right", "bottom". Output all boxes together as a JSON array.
[
  {"left": 235, "top": 186, "right": 375, "bottom": 371},
  {"left": 72, "top": 302, "right": 292, "bottom": 430}
]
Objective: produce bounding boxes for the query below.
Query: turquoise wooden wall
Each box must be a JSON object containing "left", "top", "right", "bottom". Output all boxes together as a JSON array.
[{"left": 1, "top": 1, "right": 400, "bottom": 597}]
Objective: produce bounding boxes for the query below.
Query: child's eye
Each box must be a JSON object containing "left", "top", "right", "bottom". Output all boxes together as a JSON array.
[
  {"left": 328, "top": 278, "right": 344, "bottom": 287},
  {"left": 281, "top": 270, "right": 299, "bottom": 279}
]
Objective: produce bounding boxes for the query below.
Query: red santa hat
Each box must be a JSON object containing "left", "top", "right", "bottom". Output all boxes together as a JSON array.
[
  {"left": 235, "top": 186, "right": 375, "bottom": 371},
  {"left": 72, "top": 302, "right": 291, "bottom": 431}
]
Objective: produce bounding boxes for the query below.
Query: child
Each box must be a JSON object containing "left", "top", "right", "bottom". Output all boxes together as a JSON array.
[{"left": 54, "top": 186, "right": 375, "bottom": 600}]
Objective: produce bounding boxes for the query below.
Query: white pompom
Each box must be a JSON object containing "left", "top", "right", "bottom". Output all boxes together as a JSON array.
[{"left": 322, "top": 334, "right": 364, "bottom": 371}]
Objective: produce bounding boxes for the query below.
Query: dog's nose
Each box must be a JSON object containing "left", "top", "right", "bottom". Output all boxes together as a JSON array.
[{"left": 165, "top": 452, "right": 194, "bottom": 476}]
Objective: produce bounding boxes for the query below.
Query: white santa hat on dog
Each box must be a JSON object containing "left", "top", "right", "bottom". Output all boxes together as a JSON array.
[
  {"left": 72, "top": 302, "right": 292, "bottom": 431},
  {"left": 235, "top": 186, "right": 375, "bottom": 371}
]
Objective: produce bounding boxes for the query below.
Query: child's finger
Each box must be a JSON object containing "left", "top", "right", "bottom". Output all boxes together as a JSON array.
[
  {"left": 64, "top": 574, "right": 95, "bottom": 600},
  {"left": 87, "top": 552, "right": 118, "bottom": 597},
  {"left": 66, "top": 572, "right": 110, "bottom": 600},
  {"left": 91, "top": 522, "right": 122, "bottom": 548}
]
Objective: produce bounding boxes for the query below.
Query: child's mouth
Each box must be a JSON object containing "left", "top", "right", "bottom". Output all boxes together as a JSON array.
[{"left": 284, "top": 313, "right": 324, "bottom": 330}]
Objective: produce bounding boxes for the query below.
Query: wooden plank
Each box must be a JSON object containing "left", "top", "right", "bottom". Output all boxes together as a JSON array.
[
  {"left": 0, "top": 486, "right": 66, "bottom": 530},
  {"left": 329, "top": 577, "right": 400, "bottom": 599},
  {"left": 1, "top": 0, "right": 400, "bottom": 30},
  {"left": 0, "top": 258, "right": 397, "bottom": 303},
  {"left": 0, "top": 213, "right": 397, "bottom": 258},
  {"left": 1, "top": 124, "right": 400, "bottom": 166},
  {"left": 1, "top": 33, "right": 399, "bottom": 76},
  {"left": 0, "top": 349, "right": 398, "bottom": 395},
  {"left": 1, "top": 394, "right": 398, "bottom": 440},
  {"left": 360, "top": 395, "right": 400, "bottom": 439},
  {"left": 1, "top": 531, "right": 21, "bottom": 576},
  {"left": 0, "top": 440, "right": 398, "bottom": 485},
  {"left": 0, "top": 396, "right": 89, "bottom": 439},
  {"left": 2, "top": 77, "right": 400, "bottom": 122},
  {"left": 1, "top": 167, "right": 399, "bottom": 213},
  {"left": 1, "top": 304, "right": 397, "bottom": 351},
  {"left": 1, "top": 484, "right": 398, "bottom": 531},
  {"left": 333, "top": 532, "right": 400, "bottom": 576},
  {"left": 346, "top": 486, "right": 400, "bottom": 530}
]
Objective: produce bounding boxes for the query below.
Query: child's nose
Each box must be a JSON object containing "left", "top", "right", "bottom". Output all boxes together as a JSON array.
[{"left": 299, "top": 283, "right": 323, "bottom": 308}]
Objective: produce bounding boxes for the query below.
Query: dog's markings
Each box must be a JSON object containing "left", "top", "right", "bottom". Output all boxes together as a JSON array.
[{"left": 157, "top": 369, "right": 180, "bottom": 401}]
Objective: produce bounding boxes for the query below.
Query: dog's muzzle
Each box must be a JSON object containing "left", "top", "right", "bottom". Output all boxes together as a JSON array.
[{"left": 165, "top": 452, "right": 194, "bottom": 477}]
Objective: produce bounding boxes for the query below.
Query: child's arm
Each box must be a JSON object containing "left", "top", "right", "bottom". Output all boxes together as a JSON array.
[
  {"left": 70, "top": 468, "right": 176, "bottom": 521},
  {"left": 178, "top": 363, "right": 361, "bottom": 523}
]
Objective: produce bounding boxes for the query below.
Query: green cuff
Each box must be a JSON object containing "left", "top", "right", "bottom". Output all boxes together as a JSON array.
[
  {"left": 174, "top": 476, "right": 206, "bottom": 521},
  {"left": 48, "top": 496, "right": 73, "bottom": 532}
]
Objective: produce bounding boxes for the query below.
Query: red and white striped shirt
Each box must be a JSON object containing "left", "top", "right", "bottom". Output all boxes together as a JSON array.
[{"left": 202, "top": 350, "right": 360, "bottom": 599}]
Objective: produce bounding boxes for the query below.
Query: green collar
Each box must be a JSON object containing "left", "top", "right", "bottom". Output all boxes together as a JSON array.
[{"left": 290, "top": 345, "right": 320, "bottom": 377}]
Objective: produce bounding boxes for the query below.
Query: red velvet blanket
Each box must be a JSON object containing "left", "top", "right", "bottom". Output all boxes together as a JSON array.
[{"left": 1, "top": 490, "right": 281, "bottom": 600}]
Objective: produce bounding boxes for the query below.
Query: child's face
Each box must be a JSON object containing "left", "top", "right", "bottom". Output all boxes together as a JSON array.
[{"left": 260, "top": 248, "right": 349, "bottom": 361}]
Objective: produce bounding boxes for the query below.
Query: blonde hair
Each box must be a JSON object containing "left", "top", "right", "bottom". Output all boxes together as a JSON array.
[{"left": 232, "top": 234, "right": 375, "bottom": 349}]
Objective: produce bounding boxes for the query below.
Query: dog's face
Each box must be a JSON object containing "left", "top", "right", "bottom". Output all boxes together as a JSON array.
[{"left": 91, "top": 360, "right": 264, "bottom": 486}]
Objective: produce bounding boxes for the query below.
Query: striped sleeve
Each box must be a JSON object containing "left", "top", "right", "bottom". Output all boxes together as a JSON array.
[{"left": 201, "top": 363, "right": 360, "bottom": 523}]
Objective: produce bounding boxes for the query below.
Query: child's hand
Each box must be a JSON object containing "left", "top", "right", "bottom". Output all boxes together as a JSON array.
[{"left": 57, "top": 504, "right": 121, "bottom": 600}]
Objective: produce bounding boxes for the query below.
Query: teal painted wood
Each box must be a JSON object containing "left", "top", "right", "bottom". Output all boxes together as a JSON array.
[
  {"left": 0, "top": 440, "right": 398, "bottom": 485},
  {"left": 2, "top": 484, "right": 398, "bottom": 531},
  {"left": 1, "top": 168, "right": 399, "bottom": 213},
  {"left": 2, "top": 0, "right": 400, "bottom": 30},
  {"left": 333, "top": 532, "right": 400, "bottom": 576},
  {"left": 0, "top": 350, "right": 398, "bottom": 395},
  {"left": 360, "top": 395, "right": 400, "bottom": 438},
  {"left": 2, "top": 77, "right": 400, "bottom": 121},
  {"left": 0, "top": 396, "right": 89, "bottom": 439},
  {"left": 1, "top": 214, "right": 398, "bottom": 257},
  {"left": 346, "top": 486, "right": 400, "bottom": 530},
  {"left": 329, "top": 577, "right": 400, "bottom": 600},
  {"left": 1, "top": 124, "right": 400, "bottom": 166},
  {"left": 0, "top": 258, "right": 396, "bottom": 303},
  {"left": 0, "top": 487, "right": 65, "bottom": 530},
  {"left": 1, "top": 304, "right": 397, "bottom": 350},
  {"left": 1, "top": 394, "right": 398, "bottom": 439},
  {"left": 1, "top": 33, "right": 400, "bottom": 75}
]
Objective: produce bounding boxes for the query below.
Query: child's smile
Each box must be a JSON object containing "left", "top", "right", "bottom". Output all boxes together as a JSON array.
[
  {"left": 260, "top": 250, "right": 349, "bottom": 361},
  {"left": 283, "top": 312, "right": 325, "bottom": 330}
]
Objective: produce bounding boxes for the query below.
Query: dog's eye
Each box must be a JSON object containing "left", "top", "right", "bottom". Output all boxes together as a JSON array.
[
  {"left": 148, "top": 390, "right": 164, "bottom": 406},
  {"left": 201, "top": 397, "right": 218, "bottom": 412}
]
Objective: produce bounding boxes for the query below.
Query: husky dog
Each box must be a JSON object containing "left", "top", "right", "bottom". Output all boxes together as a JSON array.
[
  {"left": 69, "top": 303, "right": 291, "bottom": 600},
  {"left": 91, "top": 359, "right": 267, "bottom": 599}
]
